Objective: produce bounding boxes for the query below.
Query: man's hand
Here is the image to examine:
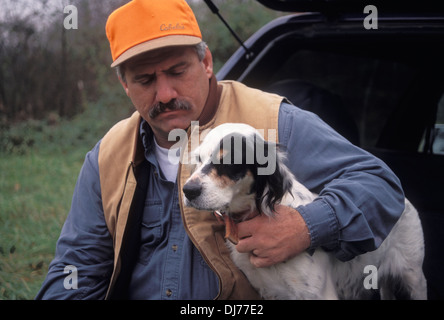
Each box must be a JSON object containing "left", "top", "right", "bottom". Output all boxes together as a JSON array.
[{"left": 235, "top": 205, "right": 311, "bottom": 268}]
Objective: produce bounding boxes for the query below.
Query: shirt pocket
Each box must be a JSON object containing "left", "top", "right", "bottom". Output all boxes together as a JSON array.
[{"left": 138, "top": 200, "right": 163, "bottom": 265}]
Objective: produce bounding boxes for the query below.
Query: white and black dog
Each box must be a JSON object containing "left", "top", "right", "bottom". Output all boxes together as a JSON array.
[{"left": 182, "top": 123, "right": 427, "bottom": 300}]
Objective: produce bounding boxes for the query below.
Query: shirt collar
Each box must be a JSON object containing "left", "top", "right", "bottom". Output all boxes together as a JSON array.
[{"left": 139, "top": 119, "right": 158, "bottom": 166}]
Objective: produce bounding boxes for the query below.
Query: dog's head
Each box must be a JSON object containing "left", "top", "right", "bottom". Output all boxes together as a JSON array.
[{"left": 182, "top": 123, "right": 293, "bottom": 243}]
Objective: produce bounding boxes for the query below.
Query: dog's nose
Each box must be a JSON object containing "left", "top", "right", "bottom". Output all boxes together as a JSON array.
[{"left": 183, "top": 180, "right": 202, "bottom": 201}]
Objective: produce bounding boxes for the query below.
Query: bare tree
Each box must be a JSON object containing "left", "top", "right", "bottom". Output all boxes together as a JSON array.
[{"left": 0, "top": 0, "right": 128, "bottom": 122}]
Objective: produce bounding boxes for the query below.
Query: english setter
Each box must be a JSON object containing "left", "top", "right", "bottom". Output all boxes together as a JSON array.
[{"left": 182, "top": 123, "right": 427, "bottom": 299}]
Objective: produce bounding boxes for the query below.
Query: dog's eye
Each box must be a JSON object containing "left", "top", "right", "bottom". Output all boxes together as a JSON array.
[{"left": 213, "top": 160, "right": 249, "bottom": 181}]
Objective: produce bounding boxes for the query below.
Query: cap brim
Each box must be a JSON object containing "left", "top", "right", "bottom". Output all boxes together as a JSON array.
[{"left": 110, "top": 35, "right": 202, "bottom": 67}]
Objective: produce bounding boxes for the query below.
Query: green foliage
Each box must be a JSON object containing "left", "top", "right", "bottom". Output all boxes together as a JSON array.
[
  {"left": 0, "top": 0, "right": 282, "bottom": 300},
  {"left": 0, "top": 0, "right": 127, "bottom": 122},
  {"left": 0, "top": 83, "right": 132, "bottom": 157},
  {"left": 0, "top": 84, "right": 132, "bottom": 300},
  {"left": 0, "top": 153, "right": 80, "bottom": 299},
  {"left": 191, "top": 0, "right": 283, "bottom": 71}
]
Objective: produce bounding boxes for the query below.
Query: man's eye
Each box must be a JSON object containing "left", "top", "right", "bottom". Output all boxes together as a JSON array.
[
  {"left": 169, "top": 69, "right": 185, "bottom": 77},
  {"left": 139, "top": 78, "right": 154, "bottom": 85}
]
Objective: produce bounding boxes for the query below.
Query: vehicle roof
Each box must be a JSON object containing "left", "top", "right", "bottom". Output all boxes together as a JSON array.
[{"left": 257, "top": 0, "right": 444, "bottom": 14}]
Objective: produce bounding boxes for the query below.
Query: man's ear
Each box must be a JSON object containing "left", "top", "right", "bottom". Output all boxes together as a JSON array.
[
  {"left": 202, "top": 47, "right": 214, "bottom": 79},
  {"left": 119, "top": 76, "right": 130, "bottom": 97}
]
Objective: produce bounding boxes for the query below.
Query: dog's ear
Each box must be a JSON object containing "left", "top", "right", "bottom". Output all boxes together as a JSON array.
[{"left": 253, "top": 137, "right": 292, "bottom": 216}]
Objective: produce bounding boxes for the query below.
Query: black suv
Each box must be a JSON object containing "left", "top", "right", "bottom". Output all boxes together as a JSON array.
[{"left": 216, "top": 0, "right": 444, "bottom": 299}]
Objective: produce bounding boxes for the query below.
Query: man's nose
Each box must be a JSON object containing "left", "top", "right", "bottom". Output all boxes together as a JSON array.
[{"left": 155, "top": 76, "right": 178, "bottom": 104}]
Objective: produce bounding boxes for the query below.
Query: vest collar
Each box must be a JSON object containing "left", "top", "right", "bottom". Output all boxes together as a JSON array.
[{"left": 197, "top": 73, "right": 222, "bottom": 126}]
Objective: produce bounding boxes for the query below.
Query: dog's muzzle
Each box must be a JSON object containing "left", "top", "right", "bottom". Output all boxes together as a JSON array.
[{"left": 183, "top": 180, "right": 202, "bottom": 201}]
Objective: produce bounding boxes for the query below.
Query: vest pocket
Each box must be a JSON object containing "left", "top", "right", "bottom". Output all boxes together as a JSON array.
[{"left": 138, "top": 201, "right": 162, "bottom": 265}]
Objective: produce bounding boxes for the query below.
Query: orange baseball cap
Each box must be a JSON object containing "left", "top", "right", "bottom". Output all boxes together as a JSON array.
[{"left": 106, "top": 0, "right": 202, "bottom": 67}]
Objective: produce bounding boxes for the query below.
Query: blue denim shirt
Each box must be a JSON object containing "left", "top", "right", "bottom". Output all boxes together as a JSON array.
[
  {"left": 126, "top": 121, "right": 219, "bottom": 299},
  {"left": 35, "top": 103, "right": 404, "bottom": 299}
]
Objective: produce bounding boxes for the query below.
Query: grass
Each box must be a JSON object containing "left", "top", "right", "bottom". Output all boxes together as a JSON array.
[
  {"left": 0, "top": 88, "right": 133, "bottom": 300},
  {"left": 0, "top": 153, "right": 83, "bottom": 299}
]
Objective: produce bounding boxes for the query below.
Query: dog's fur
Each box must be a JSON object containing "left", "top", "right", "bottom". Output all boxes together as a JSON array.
[{"left": 183, "top": 123, "right": 427, "bottom": 299}]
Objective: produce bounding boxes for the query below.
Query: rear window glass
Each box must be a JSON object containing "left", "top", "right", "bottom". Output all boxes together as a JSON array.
[
  {"left": 240, "top": 38, "right": 444, "bottom": 153},
  {"left": 269, "top": 49, "right": 415, "bottom": 148}
]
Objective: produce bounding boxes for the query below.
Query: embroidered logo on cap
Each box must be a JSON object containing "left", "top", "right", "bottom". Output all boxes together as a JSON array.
[{"left": 160, "top": 23, "right": 185, "bottom": 31}]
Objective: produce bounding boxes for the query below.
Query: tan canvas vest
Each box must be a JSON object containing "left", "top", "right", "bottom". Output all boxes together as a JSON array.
[{"left": 99, "top": 81, "right": 284, "bottom": 299}]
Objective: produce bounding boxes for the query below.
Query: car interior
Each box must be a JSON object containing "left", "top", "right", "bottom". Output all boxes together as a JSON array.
[{"left": 218, "top": 18, "right": 444, "bottom": 298}]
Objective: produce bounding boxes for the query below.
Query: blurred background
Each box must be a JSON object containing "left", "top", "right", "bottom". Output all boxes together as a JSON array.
[{"left": 0, "top": 0, "right": 283, "bottom": 299}]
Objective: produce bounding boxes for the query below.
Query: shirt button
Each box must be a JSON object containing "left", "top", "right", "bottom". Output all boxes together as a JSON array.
[
  {"left": 166, "top": 289, "right": 172, "bottom": 297},
  {"left": 172, "top": 244, "right": 178, "bottom": 252}
]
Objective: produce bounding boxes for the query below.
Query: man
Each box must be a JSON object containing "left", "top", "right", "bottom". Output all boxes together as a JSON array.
[{"left": 36, "top": 0, "right": 405, "bottom": 299}]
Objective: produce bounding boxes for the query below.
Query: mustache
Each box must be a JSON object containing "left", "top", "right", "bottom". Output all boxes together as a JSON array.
[{"left": 148, "top": 99, "right": 192, "bottom": 119}]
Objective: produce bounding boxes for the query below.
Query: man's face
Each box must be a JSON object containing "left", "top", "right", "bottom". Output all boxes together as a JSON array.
[{"left": 120, "top": 45, "right": 213, "bottom": 147}]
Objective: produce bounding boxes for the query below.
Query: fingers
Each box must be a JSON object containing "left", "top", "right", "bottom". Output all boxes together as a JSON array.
[
  {"left": 236, "top": 238, "right": 281, "bottom": 268},
  {"left": 235, "top": 233, "right": 255, "bottom": 253},
  {"left": 233, "top": 205, "right": 312, "bottom": 268},
  {"left": 235, "top": 215, "right": 273, "bottom": 267},
  {"left": 236, "top": 213, "right": 267, "bottom": 240},
  {"left": 236, "top": 234, "right": 277, "bottom": 268},
  {"left": 249, "top": 255, "right": 276, "bottom": 268}
]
